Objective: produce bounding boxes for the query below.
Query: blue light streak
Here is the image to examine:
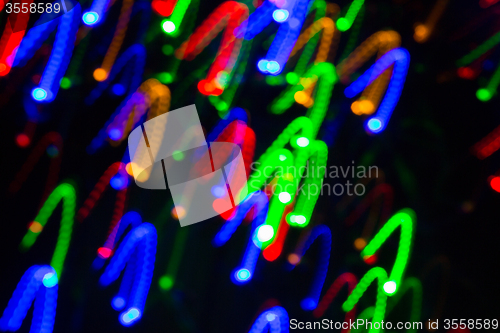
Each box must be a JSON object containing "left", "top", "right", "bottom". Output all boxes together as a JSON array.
[
  {"left": 344, "top": 48, "right": 410, "bottom": 134},
  {"left": 99, "top": 223, "right": 157, "bottom": 326},
  {"left": 0, "top": 265, "right": 58, "bottom": 332}
]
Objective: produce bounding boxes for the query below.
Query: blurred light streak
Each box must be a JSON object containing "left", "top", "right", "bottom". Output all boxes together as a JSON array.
[
  {"left": 456, "top": 30, "right": 500, "bottom": 68},
  {"left": 476, "top": 61, "right": 500, "bottom": 101},
  {"left": 238, "top": 0, "right": 311, "bottom": 74},
  {"left": 289, "top": 225, "right": 332, "bottom": 310},
  {"left": 480, "top": 0, "right": 500, "bottom": 8},
  {"left": 179, "top": 119, "right": 254, "bottom": 219},
  {"left": 206, "top": 107, "right": 249, "bottom": 142},
  {"left": 19, "top": 183, "right": 77, "bottom": 278},
  {"left": 76, "top": 163, "right": 129, "bottom": 235},
  {"left": 287, "top": 2, "right": 340, "bottom": 79},
  {"left": 361, "top": 209, "right": 416, "bottom": 296},
  {"left": 0, "top": 0, "right": 33, "bottom": 76},
  {"left": 0, "top": 46, "right": 50, "bottom": 109},
  {"left": 63, "top": 28, "right": 92, "bottom": 88},
  {"left": 287, "top": 140, "right": 328, "bottom": 227},
  {"left": 86, "top": 44, "right": 146, "bottom": 104},
  {"left": 287, "top": 17, "right": 337, "bottom": 86},
  {"left": 88, "top": 79, "right": 171, "bottom": 153},
  {"left": 207, "top": 120, "right": 255, "bottom": 177},
  {"left": 214, "top": 191, "right": 268, "bottom": 246},
  {"left": 99, "top": 223, "right": 157, "bottom": 326},
  {"left": 175, "top": 1, "right": 248, "bottom": 96},
  {"left": 262, "top": 203, "right": 292, "bottom": 261},
  {"left": 342, "top": 267, "right": 389, "bottom": 333},
  {"left": 351, "top": 307, "right": 375, "bottom": 333},
  {"left": 386, "top": 277, "right": 422, "bottom": 333},
  {"left": 489, "top": 175, "right": 500, "bottom": 192},
  {"left": 213, "top": 191, "right": 268, "bottom": 283},
  {"left": 338, "top": 3, "right": 364, "bottom": 62},
  {"left": 248, "top": 306, "right": 289, "bottom": 333},
  {"left": 152, "top": 0, "right": 177, "bottom": 16},
  {"left": 93, "top": 0, "right": 134, "bottom": 82},
  {"left": 271, "top": 63, "right": 338, "bottom": 138},
  {"left": 13, "top": 4, "right": 81, "bottom": 102},
  {"left": 413, "top": 0, "right": 449, "bottom": 43},
  {"left": 92, "top": 0, "right": 150, "bottom": 81},
  {"left": 312, "top": 272, "right": 358, "bottom": 333},
  {"left": 0, "top": 265, "right": 58, "bottom": 332},
  {"left": 247, "top": 149, "right": 295, "bottom": 247},
  {"left": 420, "top": 256, "right": 450, "bottom": 329},
  {"left": 472, "top": 123, "right": 500, "bottom": 159},
  {"left": 159, "top": 226, "right": 188, "bottom": 290},
  {"left": 208, "top": 39, "right": 253, "bottom": 114},
  {"left": 82, "top": 0, "right": 112, "bottom": 26},
  {"left": 248, "top": 117, "right": 317, "bottom": 255},
  {"left": 337, "top": 31, "right": 401, "bottom": 116},
  {"left": 160, "top": 0, "right": 191, "bottom": 35},
  {"left": 8, "top": 132, "right": 63, "bottom": 205},
  {"left": 336, "top": 0, "right": 364, "bottom": 32},
  {"left": 344, "top": 48, "right": 410, "bottom": 134},
  {"left": 97, "top": 211, "right": 142, "bottom": 262}
]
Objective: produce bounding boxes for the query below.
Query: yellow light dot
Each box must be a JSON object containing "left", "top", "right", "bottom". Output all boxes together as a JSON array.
[
  {"left": 354, "top": 238, "right": 367, "bottom": 250},
  {"left": 358, "top": 100, "right": 375, "bottom": 114},
  {"left": 288, "top": 253, "right": 301, "bottom": 265},
  {"left": 294, "top": 91, "right": 310, "bottom": 105},
  {"left": 351, "top": 101, "right": 363, "bottom": 115},
  {"left": 93, "top": 68, "right": 108, "bottom": 81},
  {"left": 414, "top": 24, "right": 429, "bottom": 43},
  {"left": 171, "top": 206, "right": 186, "bottom": 219},
  {"left": 29, "top": 221, "right": 43, "bottom": 233},
  {"left": 125, "top": 162, "right": 135, "bottom": 176}
]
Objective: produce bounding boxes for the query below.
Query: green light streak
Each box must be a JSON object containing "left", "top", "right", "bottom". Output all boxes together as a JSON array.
[
  {"left": 248, "top": 117, "right": 331, "bottom": 245},
  {"left": 162, "top": 0, "right": 192, "bottom": 36},
  {"left": 351, "top": 307, "right": 375, "bottom": 333},
  {"left": 256, "top": 117, "right": 313, "bottom": 165},
  {"left": 456, "top": 30, "right": 500, "bottom": 67},
  {"left": 157, "top": 0, "right": 198, "bottom": 84},
  {"left": 337, "top": 0, "right": 364, "bottom": 32},
  {"left": 293, "top": 0, "right": 327, "bottom": 77},
  {"left": 476, "top": 61, "right": 500, "bottom": 102},
  {"left": 159, "top": 226, "right": 189, "bottom": 290},
  {"left": 288, "top": 140, "right": 328, "bottom": 227},
  {"left": 66, "top": 31, "right": 91, "bottom": 85},
  {"left": 19, "top": 183, "right": 76, "bottom": 278},
  {"left": 342, "top": 267, "right": 388, "bottom": 333},
  {"left": 247, "top": 149, "right": 295, "bottom": 246},
  {"left": 386, "top": 277, "right": 422, "bottom": 333},
  {"left": 338, "top": 3, "right": 364, "bottom": 62},
  {"left": 361, "top": 209, "right": 416, "bottom": 296},
  {"left": 271, "top": 62, "right": 338, "bottom": 138},
  {"left": 209, "top": 40, "right": 253, "bottom": 116}
]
